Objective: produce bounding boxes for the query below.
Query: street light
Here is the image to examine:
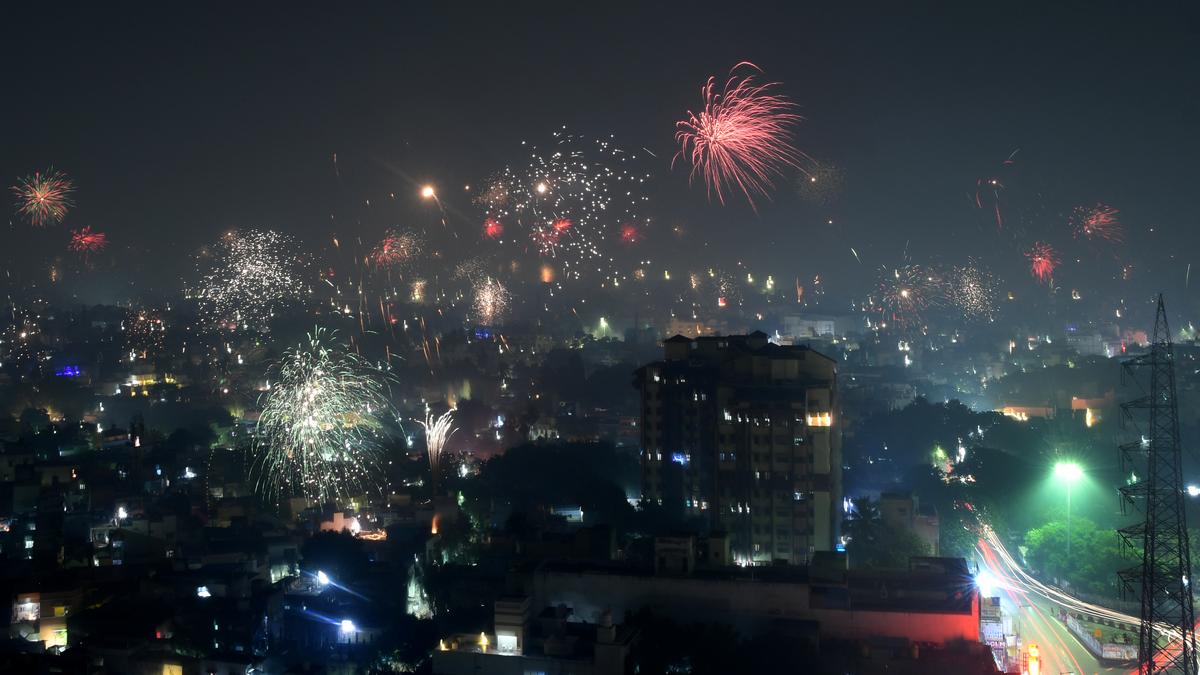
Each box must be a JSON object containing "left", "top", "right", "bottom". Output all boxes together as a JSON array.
[
  {"left": 1187, "top": 484, "right": 1200, "bottom": 498},
  {"left": 1054, "top": 462, "right": 1083, "bottom": 563},
  {"left": 975, "top": 569, "right": 996, "bottom": 597}
]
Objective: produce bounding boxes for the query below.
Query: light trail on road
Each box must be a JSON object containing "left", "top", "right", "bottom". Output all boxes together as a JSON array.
[
  {"left": 979, "top": 525, "right": 1176, "bottom": 637},
  {"left": 978, "top": 532, "right": 1102, "bottom": 674},
  {"left": 979, "top": 526, "right": 1200, "bottom": 674}
]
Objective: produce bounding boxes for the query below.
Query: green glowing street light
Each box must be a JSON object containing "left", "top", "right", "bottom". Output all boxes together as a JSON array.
[{"left": 1054, "top": 462, "right": 1084, "bottom": 563}]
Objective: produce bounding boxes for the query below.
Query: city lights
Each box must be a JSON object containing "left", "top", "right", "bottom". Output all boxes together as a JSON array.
[{"left": 2, "top": 7, "right": 1193, "bottom": 673}]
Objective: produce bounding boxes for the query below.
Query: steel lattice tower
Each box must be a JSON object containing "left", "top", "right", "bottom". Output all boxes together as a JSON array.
[{"left": 1118, "top": 294, "right": 1197, "bottom": 674}]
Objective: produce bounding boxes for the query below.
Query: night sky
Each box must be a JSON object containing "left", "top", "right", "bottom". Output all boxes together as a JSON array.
[{"left": 4, "top": 3, "right": 1199, "bottom": 316}]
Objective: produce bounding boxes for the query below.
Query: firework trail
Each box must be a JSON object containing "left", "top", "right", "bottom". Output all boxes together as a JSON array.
[
  {"left": 69, "top": 226, "right": 108, "bottom": 256},
  {"left": 975, "top": 150, "right": 1019, "bottom": 228},
  {"left": 189, "top": 229, "right": 308, "bottom": 331},
  {"left": 12, "top": 169, "right": 75, "bottom": 226},
  {"left": 674, "top": 62, "right": 807, "bottom": 211},
  {"left": 1070, "top": 203, "right": 1122, "bottom": 244},
  {"left": 975, "top": 177, "right": 1004, "bottom": 227},
  {"left": 477, "top": 129, "right": 653, "bottom": 286},
  {"left": 253, "top": 328, "right": 394, "bottom": 503},
  {"left": 418, "top": 184, "right": 456, "bottom": 237},
  {"left": 1025, "top": 242, "right": 1059, "bottom": 284},
  {"left": 420, "top": 409, "right": 457, "bottom": 495}
]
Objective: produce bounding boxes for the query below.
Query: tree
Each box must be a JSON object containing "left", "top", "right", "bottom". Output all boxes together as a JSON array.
[
  {"left": 300, "top": 531, "right": 370, "bottom": 580},
  {"left": 463, "top": 441, "right": 638, "bottom": 529},
  {"left": 1024, "top": 517, "right": 1123, "bottom": 596},
  {"left": 843, "top": 497, "right": 930, "bottom": 569}
]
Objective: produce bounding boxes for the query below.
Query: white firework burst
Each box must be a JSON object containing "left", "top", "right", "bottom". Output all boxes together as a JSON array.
[{"left": 253, "top": 328, "right": 394, "bottom": 503}]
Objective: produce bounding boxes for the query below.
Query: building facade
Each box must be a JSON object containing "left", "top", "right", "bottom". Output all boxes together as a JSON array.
[{"left": 634, "top": 331, "right": 841, "bottom": 565}]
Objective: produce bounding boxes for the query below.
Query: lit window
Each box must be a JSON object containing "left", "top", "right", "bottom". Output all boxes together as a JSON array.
[{"left": 805, "top": 412, "right": 833, "bottom": 427}]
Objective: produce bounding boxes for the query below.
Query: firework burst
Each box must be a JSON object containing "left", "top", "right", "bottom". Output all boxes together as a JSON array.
[
  {"left": 947, "top": 260, "right": 999, "bottom": 322},
  {"left": 420, "top": 409, "right": 457, "bottom": 495},
  {"left": 674, "top": 62, "right": 807, "bottom": 210},
  {"left": 472, "top": 277, "right": 511, "bottom": 325},
  {"left": 1070, "top": 203, "right": 1122, "bottom": 244},
  {"left": 871, "top": 264, "right": 942, "bottom": 329},
  {"left": 371, "top": 229, "right": 423, "bottom": 268},
  {"left": 69, "top": 226, "right": 108, "bottom": 255},
  {"left": 1025, "top": 242, "right": 1059, "bottom": 284},
  {"left": 123, "top": 310, "right": 166, "bottom": 362},
  {"left": 482, "top": 218, "right": 505, "bottom": 239},
  {"left": 189, "top": 229, "right": 308, "bottom": 331},
  {"left": 12, "top": 169, "right": 75, "bottom": 226},
  {"left": 452, "top": 255, "right": 489, "bottom": 284},
  {"left": 473, "top": 179, "right": 509, "bottom": 210},
  {"left": 253, "top": 328, "right": 394, "bottom": 503},
  {"left": 478, "top": 129, "right": 653, "bottom": 285}
]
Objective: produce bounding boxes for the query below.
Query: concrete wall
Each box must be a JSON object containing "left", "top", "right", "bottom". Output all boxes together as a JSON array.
[
  {"left": 534, "top": 569, "right": 812, "bottom": 631},
  {"left": 533, "top": 569, "right": 978, "bottom": 645},
  {"left": 433, "top": 650, "right": 594, "bottom": 675}
]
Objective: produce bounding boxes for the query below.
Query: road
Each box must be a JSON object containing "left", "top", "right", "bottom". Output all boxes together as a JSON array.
[{"left": 978, "top": 535, "right": 1128, "bottom": 675}]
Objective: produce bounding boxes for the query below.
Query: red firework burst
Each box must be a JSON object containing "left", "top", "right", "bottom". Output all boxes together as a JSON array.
[
  {"left": 552, "top": 217, "right": 573, "bottom": 234},
  {"left": 619, "top": 224, "right": 641, "bottom": 244},
  {"left": 12, "top": 169, "right": 75, "bottom": 226},
  {"left": 69, "top": 226, "right": 108, "bottom": 254},
  {"left": 1070, "top": 203, "right": 1122, "bottom": 243},
  {"left": 674, "top": 62, "right": 806, "bottom": 210},
  {"left": 483, "top": 218, "right": 504, "bottom": 239},
  {"left": 371, "top": 230, "right": 421, "bottom": 267},
  {"left": 532, "top": 227, "right": 561, "bottom": 248},
  {"left": 1025, "top": 242, "right": 1059, "bottom": 283}
]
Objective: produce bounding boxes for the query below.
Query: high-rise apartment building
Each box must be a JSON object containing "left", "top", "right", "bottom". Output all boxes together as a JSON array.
[{"left": 634, "top": 331, "right": 840, "bottom": 565}]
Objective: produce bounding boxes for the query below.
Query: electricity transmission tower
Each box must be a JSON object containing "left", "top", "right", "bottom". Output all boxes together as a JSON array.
[{"left": 1118, "top": 294, "right": 1197, "bottom": 674}]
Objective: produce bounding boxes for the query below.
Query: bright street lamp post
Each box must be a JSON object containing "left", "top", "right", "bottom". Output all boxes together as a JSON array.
[{"left": 1054, "top": 462, "right": 1083, "bottom": 564}]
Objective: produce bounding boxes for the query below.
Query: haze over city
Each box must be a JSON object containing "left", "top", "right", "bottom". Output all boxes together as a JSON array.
[{"left": 1, "top": 3, "right": 1199, "bottom": 675}]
